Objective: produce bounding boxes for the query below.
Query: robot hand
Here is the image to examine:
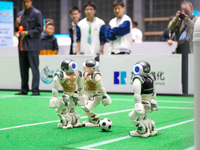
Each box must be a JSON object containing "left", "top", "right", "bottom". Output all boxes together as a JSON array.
[
  {"left": 134, "top": 103, "right": 145, "bottom": 115},
  {"left": 49, "top": 97, "right": 59, "bottom": 108},
  {"left": 129, "top": 103, "right": 145, "bottom": 121},
  {"left": 151, "top": 99, "right": 158, "bottom": 111},
  {"left": 102, "top": 95, "right": 112, "bottom": 106}
]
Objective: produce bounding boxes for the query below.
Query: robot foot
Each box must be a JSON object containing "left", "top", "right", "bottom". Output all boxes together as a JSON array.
[
  {"left": 63, "top": 124, "right": 73, "bottom": 129},
  {"left": 57, "top": 123, "right": 63, "bottom": 128},
  {"left": 82, "top": 121, "right": 99, "bottom": 127},
  {"left": 129, "top": 129, "right": 150, "bottom": 138},
  {"left": 73, "top": 122, "right": 82, "bottom": 128},
  {"left": 150, "top": 128, "right": 157, "bottom": 136}
]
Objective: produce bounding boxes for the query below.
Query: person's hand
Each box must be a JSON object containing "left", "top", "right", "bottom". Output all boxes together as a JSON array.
[
  {"left": 175, "top": 11, "right": 181, "bottom": 19},
  {"left": 16, "top": 16, "right": 21, "bottom": 26},
  {"left": 19, "top": 31, "right": 27, "bottom": 37},
  {"left": 99, "top": 51, "right": 103, "bottom": 55},
  {"left": 167, "top": 39, "right": 174, "bottom": 45}
]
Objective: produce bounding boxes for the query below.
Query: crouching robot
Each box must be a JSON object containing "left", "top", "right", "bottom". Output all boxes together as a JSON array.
[
  {"left": 129, "top": 60, "right": 158, "bottom": 137},
  {"left": 49, "top": 59, "right": 84, "bottom": 129},
  {"left": 81, "top": 59, "right": 112, "bottom": 127}
]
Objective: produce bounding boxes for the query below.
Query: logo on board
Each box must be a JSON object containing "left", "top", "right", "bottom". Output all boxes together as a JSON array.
[{"left": 114, "top": 71, "right": 127, "bottom": 85}]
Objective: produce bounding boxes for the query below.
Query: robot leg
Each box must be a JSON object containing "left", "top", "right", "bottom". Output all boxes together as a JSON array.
[
  {"left": 81, "top": 95, "right": 101, "bottom": 112},
  {"left": 82, "top": 112, "right": 100, "bottom": 127},
  {"left": 129, "top": 120, "right": 150, "bottom": 138},
  {"left": 146, "top": 118, "right": 157, "bottom": 136},
  {"left": 70, "top": 108, "right": 82, "bottom": 128},
  {"left": 58, "top": 113, "right": 73, "bottom": 129}
]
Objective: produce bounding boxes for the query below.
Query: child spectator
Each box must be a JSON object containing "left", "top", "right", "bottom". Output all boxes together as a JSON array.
[
  {"left": 107, "top": 0, "right": 132, "bottom": 54},
  {"left": 42, "top": 18, "right": 54, "bottom": 36},
  {"left": 40, "top": 23, "right": 59, "bottom": 55}
]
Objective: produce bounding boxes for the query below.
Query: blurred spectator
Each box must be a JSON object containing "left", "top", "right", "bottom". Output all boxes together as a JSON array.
[
  {"left": 40, "top": 23, "right": 59, "bottom": 55},
  {"left": 42, "top": 18, "right": 54, "bottom": 36},
  {"left": 76, "top": 1, "right": 106, "bottom": 56},
  {"left": 168, "top": 1, "right": 198, "bottom": 94},
  {"left": 69, "top": 6, "right": 81, "bottom": 55},
  {"left": 15, "top": 0, "right": 43, "bottom": 96},
  {"left": 131, "top": 21, "right": 143, "bottom": 43},
  {"left": 107, "top": 0, "right": 132, "bottom": 54},
  {"left": 160, "top": 16, "right": 177, "bottom": 46}
]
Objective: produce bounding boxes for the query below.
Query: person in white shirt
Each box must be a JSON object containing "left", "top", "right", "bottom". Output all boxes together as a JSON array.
[
  {"left": 76, "top": 1, "right": 106, "bottom": 56},
  {"left": 107, "top": 0, "right": 132, "bottom": 54},
  {"left": 131, "top": 21, "right": 143, "bottom": 43}
]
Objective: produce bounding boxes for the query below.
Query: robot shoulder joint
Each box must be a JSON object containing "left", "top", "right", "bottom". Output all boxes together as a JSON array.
[
  {"left": 132, "top": 75, "right": 145, "bottom": 84},
  {"left": 54, "top": 71, "right": 65, "bottom": 82}
]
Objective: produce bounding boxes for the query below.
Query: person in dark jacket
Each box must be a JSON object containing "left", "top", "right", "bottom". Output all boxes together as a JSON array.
[
  {"left": 69, "top": 6, "right": 81, "bottom": 54},
  {"left": 15, "top": 0, "right": 43, "bottom": 96},
  {"left": 40, "top": 23, "right": 59, "bottom": 55}
]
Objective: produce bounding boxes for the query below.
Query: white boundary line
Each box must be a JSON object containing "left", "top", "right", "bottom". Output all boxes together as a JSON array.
[
  {"left": 0, "top": 106, "right": 193, "bottom": 131},
  {"left": 185, "top": 146, "right": 195, "bottom": 150},
  {"left": 0, "top": 95, "right": 194, "bottom": 104},
  {"left": 78, "top": 119, "right": 194, "bottom": 150},
  {"left": 0, "top": 109, "right": 132, "bottom": 131}
]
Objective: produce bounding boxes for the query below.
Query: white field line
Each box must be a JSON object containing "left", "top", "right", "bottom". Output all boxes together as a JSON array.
[
  {"left": 0, "top": 95, "right": 194, "bottom": 104},
  {"left": 112, "top": 98, "right": 194, "bottom": 104},
  {"left": 0, "top": 105, "right": 193, "bottom": 131},
  {"left": 185, "top": 146, "right": 195, "bottom": 150},
  {"left": 0, "top": 109, "right": 131, "bottom": 131},
  {"left": 78, "top": 119, "right": 194, "bottom": 150}
]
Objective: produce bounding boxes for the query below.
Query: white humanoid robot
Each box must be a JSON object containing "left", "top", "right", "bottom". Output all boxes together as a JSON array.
[
  {"left": 81, "top": 59, "right": 112, "bottom": 127},
  {"left": 129, "top": 60, "right": 158, "bottom": 137},
  {"left": 49, "top": 59, "right": 84, "bottom": 129}
]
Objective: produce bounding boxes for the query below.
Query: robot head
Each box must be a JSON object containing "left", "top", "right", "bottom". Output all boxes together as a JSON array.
[
  {"left": 61, "top": 59, "right": 77, "bottom": 74},
  {"left": 83, "top": 59, "right": 100, "bottom": 73},
  {"left": 132, "top": 60, "right": 151, "bottom": 75}
]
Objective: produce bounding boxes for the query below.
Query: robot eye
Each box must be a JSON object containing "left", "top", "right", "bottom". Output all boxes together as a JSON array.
[
  {"left": 71, "top": 62, "right": 77, "bottom": 70},
  {"left": 133, "top": 65, "right": 140, "bottom": 74}
]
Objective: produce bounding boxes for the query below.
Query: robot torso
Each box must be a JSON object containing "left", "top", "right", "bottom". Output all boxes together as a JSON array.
[
  {"left": 56, "top": 71, "right": 78, "bottom": 92},
  {"left": 84, "top": 72, "right": 99, "bottom": 91},
  {"left": 133, "top": 73, "right": 156, "bottom": 95}
]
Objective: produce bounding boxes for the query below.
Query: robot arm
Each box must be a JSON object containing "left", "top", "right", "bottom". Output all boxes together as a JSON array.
[
  {"left": 76, "top": 71, "right": 85, "bottom": 106},
  {"left": 76, "top": 71, "right": 84, "bottom": 96},
  {"left": 133, "top": 78, "right": 142, "bottom": 103},
  {"left": 49, "top": 75, "right": 60, "bottom": 108},
  {"left": 95, "top": 74, "right": 111, "bottom": 106},
  {"left": 129, "top": 78, "right": 145, "bottom": 120}
]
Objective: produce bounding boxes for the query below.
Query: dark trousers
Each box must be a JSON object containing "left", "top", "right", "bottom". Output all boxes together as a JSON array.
[
  {"left": 176, "top": 41, "right": 190, "bottom": 94},
  {"left": 18, "top": 51, "right": 40, "bottom": 93}
]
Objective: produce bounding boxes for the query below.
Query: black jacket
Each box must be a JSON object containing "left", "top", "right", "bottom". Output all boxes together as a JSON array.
[
  {"left": 40, "top": 35, "right": 58, "bottom": 51},
  {"left": 17, "top": 6, "right": 43, "bottom": 51}
]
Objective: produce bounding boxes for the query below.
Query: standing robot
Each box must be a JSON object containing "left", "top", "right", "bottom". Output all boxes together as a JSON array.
[
  {"left": 129, "top": 60, "right": 158, "bottom": 137},
  {"left": 49, "top": 59, "right": 84, "bottom": 129},
  {"left": 82, "top": 59, "right": 112, "bottom": 127}
]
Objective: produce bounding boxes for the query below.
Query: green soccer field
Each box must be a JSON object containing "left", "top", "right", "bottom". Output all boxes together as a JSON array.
[{"left": 0, "top": 91, "right": 194, "bottom": 150}]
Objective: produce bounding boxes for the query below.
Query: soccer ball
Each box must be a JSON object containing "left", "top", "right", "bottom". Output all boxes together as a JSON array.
[{"left": 99, "top": 118, "right": 112, "bottom": 132}]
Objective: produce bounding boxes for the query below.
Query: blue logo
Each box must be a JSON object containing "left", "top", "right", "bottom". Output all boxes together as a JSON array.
[
  {"left": 41, "top": 66, "right": 54, "bottom": 84},
  {"left": 114, "top": 71, "right": 126, "bottom": 85}
]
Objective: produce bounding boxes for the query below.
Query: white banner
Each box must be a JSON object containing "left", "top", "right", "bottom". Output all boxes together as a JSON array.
[
  {"left": 0, "top": 55, "right": 93, "bottom": 91},
  {"left": 0, "top": 55, "right": 182, "bottom": 94},
  {"left": 100, "top": 55, "right": 182, "bottom": 94}
]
